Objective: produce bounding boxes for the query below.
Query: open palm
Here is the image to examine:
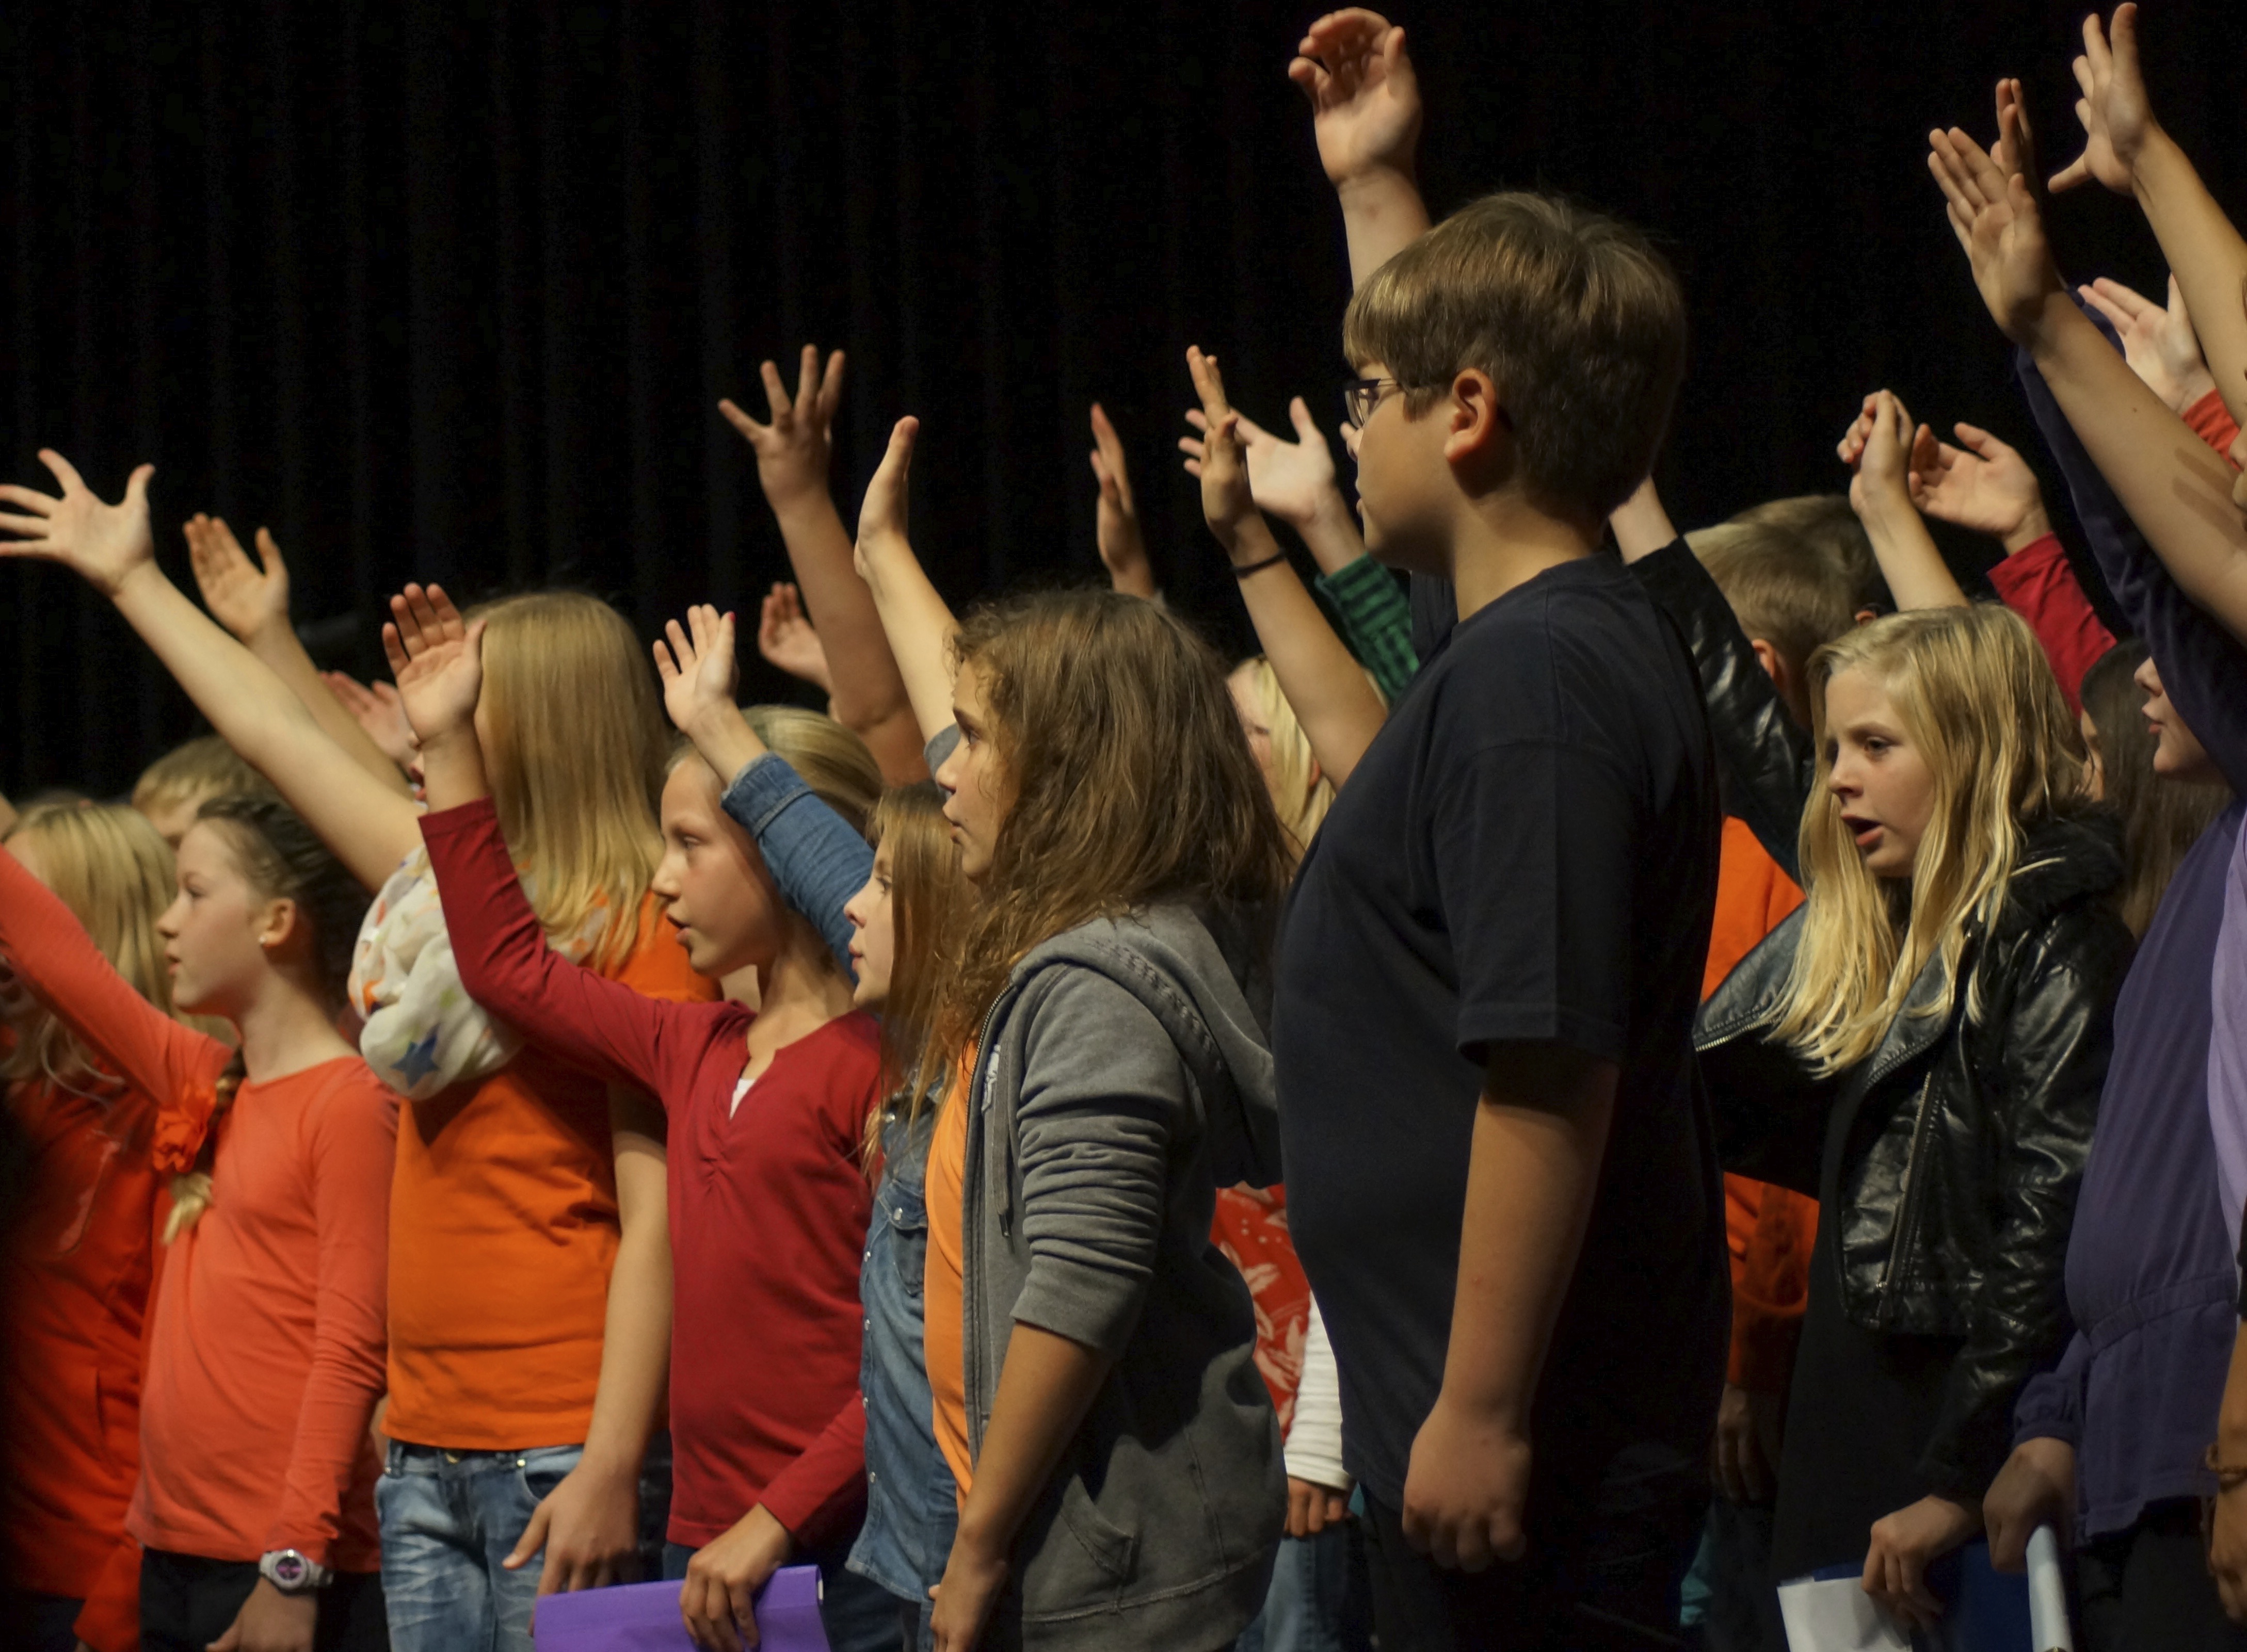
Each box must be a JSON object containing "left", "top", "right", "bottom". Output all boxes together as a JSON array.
[
  {"left": 0, "top": 451, "right": 157, "bottom": 596},
  {"left": 853, "top": 417, "right": 920, "bottom": 583},
  {"left": 2050, "top": 5, "right": 2154, "bottom": 196},
  {"left": 382, "top": 583, "right": 486, "bottom": 743},
  {"left": 1930, "top": 128, "right": 2059, "bottom": 343},
  {"left": 1909, "top": 424, "right": 2041, "bottom": 539},
  {"left": 654, "top": 604, "right": 740, "bottom": 735},
  {"left": 1290, "top": 10, "right": 1421, "bottom": 186},
  {"left": 186, "top": 515, "right": 292, "bottom": 642}
]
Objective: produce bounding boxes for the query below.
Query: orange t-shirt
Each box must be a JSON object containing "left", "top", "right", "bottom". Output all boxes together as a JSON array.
[
  {"left": 1701, "top": 817, "right": 1821, "bottom": 1396},
  {"left": 924, "top": 1058, "right": 975, "bottom": 1505},
  {"left": 382, "top": 895, "right": 716, "bottom": 1450}
]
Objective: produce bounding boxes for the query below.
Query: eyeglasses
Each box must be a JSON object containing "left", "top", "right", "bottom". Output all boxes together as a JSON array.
[{"left": 1342, "top": 376, "right": 1409, "bottom": 429}]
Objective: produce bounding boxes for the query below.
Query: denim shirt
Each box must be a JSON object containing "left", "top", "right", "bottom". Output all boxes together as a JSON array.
[
  {"left": 719, "top": 752, "right": 874, "bottom": 975},
  {"left": 846, "top": 1103, "right": 959, "bottom": 1606}
]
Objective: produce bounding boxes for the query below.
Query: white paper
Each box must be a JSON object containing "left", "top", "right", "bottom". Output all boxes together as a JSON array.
[
  {"left": 2026, "top": 1526, "right": 2072, "bottom": 1651},
  {"left": 1777, "top": 1575, "right": 1913, "bottom": 1652}
]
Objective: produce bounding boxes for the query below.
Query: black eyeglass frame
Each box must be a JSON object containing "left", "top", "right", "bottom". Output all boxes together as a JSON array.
[{"left": 1342, "top": 376, "right": 1414, "bottom": 429}]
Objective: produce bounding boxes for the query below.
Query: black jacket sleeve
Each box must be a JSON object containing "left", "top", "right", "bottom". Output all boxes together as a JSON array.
[{"left": 1629, "top": 539, "right": 1816, "bottom": 883}]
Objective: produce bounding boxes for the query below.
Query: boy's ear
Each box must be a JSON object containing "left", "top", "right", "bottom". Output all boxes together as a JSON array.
[{"left": 1439, "top": 368, "right": 1510, "bottom": 469}]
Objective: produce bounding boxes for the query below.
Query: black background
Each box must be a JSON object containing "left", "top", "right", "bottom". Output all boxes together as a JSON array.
[{"left": 4, "top": 1, "right": 2242, "bottom": 798}]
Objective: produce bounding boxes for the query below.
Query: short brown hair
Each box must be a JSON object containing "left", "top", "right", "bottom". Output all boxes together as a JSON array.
[
  {"left": 132, "top": 734, "right": 277, "bottom": 817},
  {"left": 1729, "top": 494, "right": 1889, "bottom": 616},
  {"left": 1342, "top": 191, "right": 1688, "bottom": 520},
  {"left": 1687, "top": 520, "right": 1858, "bottom": 682}
]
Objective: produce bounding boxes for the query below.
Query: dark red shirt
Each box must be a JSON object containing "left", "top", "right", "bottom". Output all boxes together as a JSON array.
[{"left": 421, "top": 800, "right": 880, "bottom": 1548}]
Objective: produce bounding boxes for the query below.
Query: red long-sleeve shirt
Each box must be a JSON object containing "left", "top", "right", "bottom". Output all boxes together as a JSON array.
[
  {"left": 420, "top": 799, "right": 881, "bottom": 1549},
  {"left": 1987, "top": 533, "right": 2116, "bottom": 717},
  {"left": 0, "top": 845, "right": 396, "bottom": 1576}
]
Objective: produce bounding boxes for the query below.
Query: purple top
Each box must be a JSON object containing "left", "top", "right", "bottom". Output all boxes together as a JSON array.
[{"left": 2009, "top": 329, "right": 2247, "bottom": 1538}]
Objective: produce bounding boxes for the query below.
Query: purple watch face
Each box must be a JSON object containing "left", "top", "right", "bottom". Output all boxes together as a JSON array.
[{"left": 270, "top": 1552, "right": 309, "bottom": 1587}]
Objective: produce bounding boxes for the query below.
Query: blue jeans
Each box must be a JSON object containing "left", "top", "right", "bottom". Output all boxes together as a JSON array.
[
  {"left": 662, "top": 1540, "right": 903, "bottom": 1652},
  {"left": 1238, "top": 1525, "right": 1363, "bottom": 1652},
  {"left": 377, "top": 1440, "right": 586, "bottom": 1652}
]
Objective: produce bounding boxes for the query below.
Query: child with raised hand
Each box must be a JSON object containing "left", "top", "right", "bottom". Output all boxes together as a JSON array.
[
  {"left": 389, "top": 588, "right": 892, "bottom": 1652},
  {"left": 852, "top": 416, "right": 1291, "bottom": 1652},
  {"left": 2, "top": 804, "right": 190, "bottom": 1652},
  {"left": 721, "top": 346, "right": 928, "bottom": 785},
  {"left": 0, "top": 449, "right": 712, "bottom": 1651},
  {"left": 1283, "top": 15, "right": 1728, "bottom": 1646},
  {"left": 0, "top": 782, "right": 395, "bottom": 1652}
]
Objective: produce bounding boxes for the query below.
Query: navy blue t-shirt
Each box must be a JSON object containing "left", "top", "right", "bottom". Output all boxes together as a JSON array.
[{"left": 1276, "top": 552, "right": 1728, "bottom": 1509}]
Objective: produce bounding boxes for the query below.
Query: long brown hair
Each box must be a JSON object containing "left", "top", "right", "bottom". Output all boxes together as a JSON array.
[
  {"left": 472, "top": 591, "right": 669, "bottom": 969},
  {"left": 932, "top": 589, "right": 1294, "bottom": 1056},
  {"left": 861, "top": 784, "right": 972, "bottom": 1167},
  {"left": 2, "top": 803, "right": 185, "bottom": 1096},
  {"left": 2079, "top": 640, "right": 2233, "bottom": 937},
  {"left": 1773, "top": 605, "right": 2090, "bottom": 1074}
]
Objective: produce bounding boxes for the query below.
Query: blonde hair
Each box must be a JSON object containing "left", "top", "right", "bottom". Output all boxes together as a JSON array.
[
  {"left": 1729, "top": 494, "right": 1889, "bottom": 617},
  {"left": 1233, "top": 657, "right": 1346, "bottom": 860},
  {"left": 471, "top": 592, "right": 669, "bottom": 969},
  {"left": 861, "top": 783, "right": 973, "bottom": 1169},
  {"left": 1689, "top": 521, "right": 1860, "bottom": 685},
  {"left": 1772, "top": 605, "right": 2089, "bottom": 1074},
  {"left": 1341, "top": 190, "right": 1687, "bottom": 520},
  {"left": 2, "top": 803, "right": 184, "bottom": 1096},
  {"left": 934, "top": 590, "right": 1294, "bottom": 1057},
  {"left": 132, "top": 735, "right": 278, "bottom": 818}
]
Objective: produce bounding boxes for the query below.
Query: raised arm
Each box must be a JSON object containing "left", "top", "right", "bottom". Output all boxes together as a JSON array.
[
  {"left": 851, "top": 418, "right": 962, "bottom": 745},
  {"left": 721, "top": 348, "right": 927, "bottom": 784},
  {"left": 1088, "top": 403, "right": 1159, "bottom": 601},
  {"left": 184, "top": 514, "right": 411, "bottom": 796},
  {"left": 1837, "top": 391, "right": 1971, "bottom": 610},
  {"left": 1290, "top": 9, "right": 1430, "bottom": 287},
  {"left": 754, "top": 582, "right": 834, "bottom": 694},
  {"left": 0, "top": 452, "right": 422, "bottom": 888},
  {"left": 2049, "top": 5, "right": 2247, "bottom": 429},
  {"left": 655, "top": 604, "right": 872, "bottom": 974},
  {"left": 1188, "top": 348, "right": 1387, "bottom": 787},
  {"left": 1932, "top": 122, "right": 2247, "bottom": 645}
]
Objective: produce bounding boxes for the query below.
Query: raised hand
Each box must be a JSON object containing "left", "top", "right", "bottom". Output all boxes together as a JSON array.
[
  {"left": 1181, "top": 396, "right": 1340, "bottom": 530},
  {"left": 1907, "top": 422, "right": 2052, "bottom": 551},
  {"left": 320, "top": 671, "right": 419, "bottom": 770},
  {"left": 1837, "top": 391, "right": 1918, "bottom": 516},
  {"left": 2049, "top": 5, "right": 2157, "bottom": 196},
  {"left": 184, "top": 514, "right": 291, "bottom": 643},
  {"left": 0, "top": 451, "right": 157, "bottom": 597},
  {"left": 1991, "top": 77, "right": 2040, "bottom": 191},
  {"left": 653, "top": 605, "right": 742, "bottom": 740},
  {"left": 381, "top": 583, "right": 487, "bottom": 747},
  {"left": 1184, "top": 348, "right": 1279, "bottom": 563},
  {"left": 2079, "top": 274, "right": 2217, "bottom": 413},
  {"left": 719, "top": 346, "right": 846, "bottom": 515},
  {"left": 1929, "top": 126, "right": 2065, "bottom": 343},
  {"left": 1088, "top": 403, "right": 1156, "bottom": 600},
  {"left": 755, "top": 582, "right": 831, "bottom": 691},
  {"left": 1289, "top": 9, "right": 1421, "bottom": 188},
  {"left": 853, "top": 417, "right": 920, "bottom": 586}
]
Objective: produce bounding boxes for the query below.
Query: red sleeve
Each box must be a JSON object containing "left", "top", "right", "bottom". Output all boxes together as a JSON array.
[
  {"left": 759, "top": 1391, "right": 868, "bottom": 1549},
  {"left": 0, "top": 844, "right": 231, "bottom": 1119},
  {"left": 2184, "top": 388, "right": 2243, "bottom": 463},
  {"left": 418, "top": 799, "right": 698, "bottom": 1105},
  {"left": 72, "top": 1535, "right": 142, "bottom": 1652},
  {"left": 1985, "top": 533, "right": 2118, "bottom": 715},
  {"left": 267, "top": 1073, "right": 398, "bottom": 1565}
]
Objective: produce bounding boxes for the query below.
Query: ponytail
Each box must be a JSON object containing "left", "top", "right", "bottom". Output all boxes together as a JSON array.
[{"left": 163, "top": 1050, "right": 245, "bottom": 1243}]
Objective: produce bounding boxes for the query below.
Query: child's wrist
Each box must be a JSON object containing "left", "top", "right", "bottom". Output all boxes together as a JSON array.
[{"left": 1999, "top": 505, "right": 2053, "bottom": 555}]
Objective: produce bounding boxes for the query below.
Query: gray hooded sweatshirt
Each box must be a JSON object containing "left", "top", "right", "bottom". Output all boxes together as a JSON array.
[{"left": 959, "top": 899, "right": 1286, "bottom": 1651}]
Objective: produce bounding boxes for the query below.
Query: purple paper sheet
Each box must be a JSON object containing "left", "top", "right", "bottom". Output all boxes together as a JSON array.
[{"left": 532, "top": 1566, "right": 829, "bottom": 1652}]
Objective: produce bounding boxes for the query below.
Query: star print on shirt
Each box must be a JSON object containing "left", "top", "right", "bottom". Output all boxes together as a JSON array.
[{"left": 393, "top": 1029, "right": 441, "bottom": 1088}]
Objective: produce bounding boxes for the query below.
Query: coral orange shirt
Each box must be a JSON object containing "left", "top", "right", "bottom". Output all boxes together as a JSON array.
[
  {"left": 925, "top": 1061, "right": 974, "bottom": 1505},
  {"left": 0, "top": 845, "right": 398, "bottom": 1573},
  {"left": 0, "top": 1059, "right": 163, "bottom": 1645},
  {"left": 381, "top": 893, "right": 716, "bottom": 1451},
  {"left": 1701, "top": 817, "right": 1821, "bottom": 1397}
]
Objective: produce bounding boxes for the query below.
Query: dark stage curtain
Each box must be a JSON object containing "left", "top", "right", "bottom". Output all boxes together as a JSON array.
[{"left": 4, "top": 1, "right": 2242, "bottom": 798}]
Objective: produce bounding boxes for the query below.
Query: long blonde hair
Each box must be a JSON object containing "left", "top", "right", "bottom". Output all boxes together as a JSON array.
[
  {"left": 1233, "top": 656, "right": 1349, "bottom": 862},
  {"left": 934, "top": 590, "right": 1294, "bottom": 1057},
  {"left": 1772, "top": 605, "right": 2089, "bottom": 1074},
  {"left": 472, "top": 592, "right": 669, "bottom": 969},
  {"left": 2, "top": 803, "right": 185, "bottom": 1096}
]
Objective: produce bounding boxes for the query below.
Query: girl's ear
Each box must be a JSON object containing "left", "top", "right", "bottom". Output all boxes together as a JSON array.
[{"left": 256, "top": 895, "right": 302, "bottom": 955}]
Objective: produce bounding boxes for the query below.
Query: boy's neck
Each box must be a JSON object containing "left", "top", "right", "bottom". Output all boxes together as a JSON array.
[
  {"left": 233, "top": 978, "right": 355, "bottom": 1086},
  {"left": 1444, "top": 494, "right": 1603, "bottom": 623},
  {"left": 746, "top": 930, "right": 857, "bottom": 1059}
]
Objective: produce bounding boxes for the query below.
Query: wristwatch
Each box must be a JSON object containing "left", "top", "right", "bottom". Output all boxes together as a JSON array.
[{"left": 258, "top": 1549, "right": 333, "bottom": 1594}]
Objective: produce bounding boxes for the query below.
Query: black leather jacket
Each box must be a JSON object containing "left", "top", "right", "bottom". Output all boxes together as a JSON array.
[{"left": 1632, "top": 539, "right": 2134, "bottom": 1495}]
